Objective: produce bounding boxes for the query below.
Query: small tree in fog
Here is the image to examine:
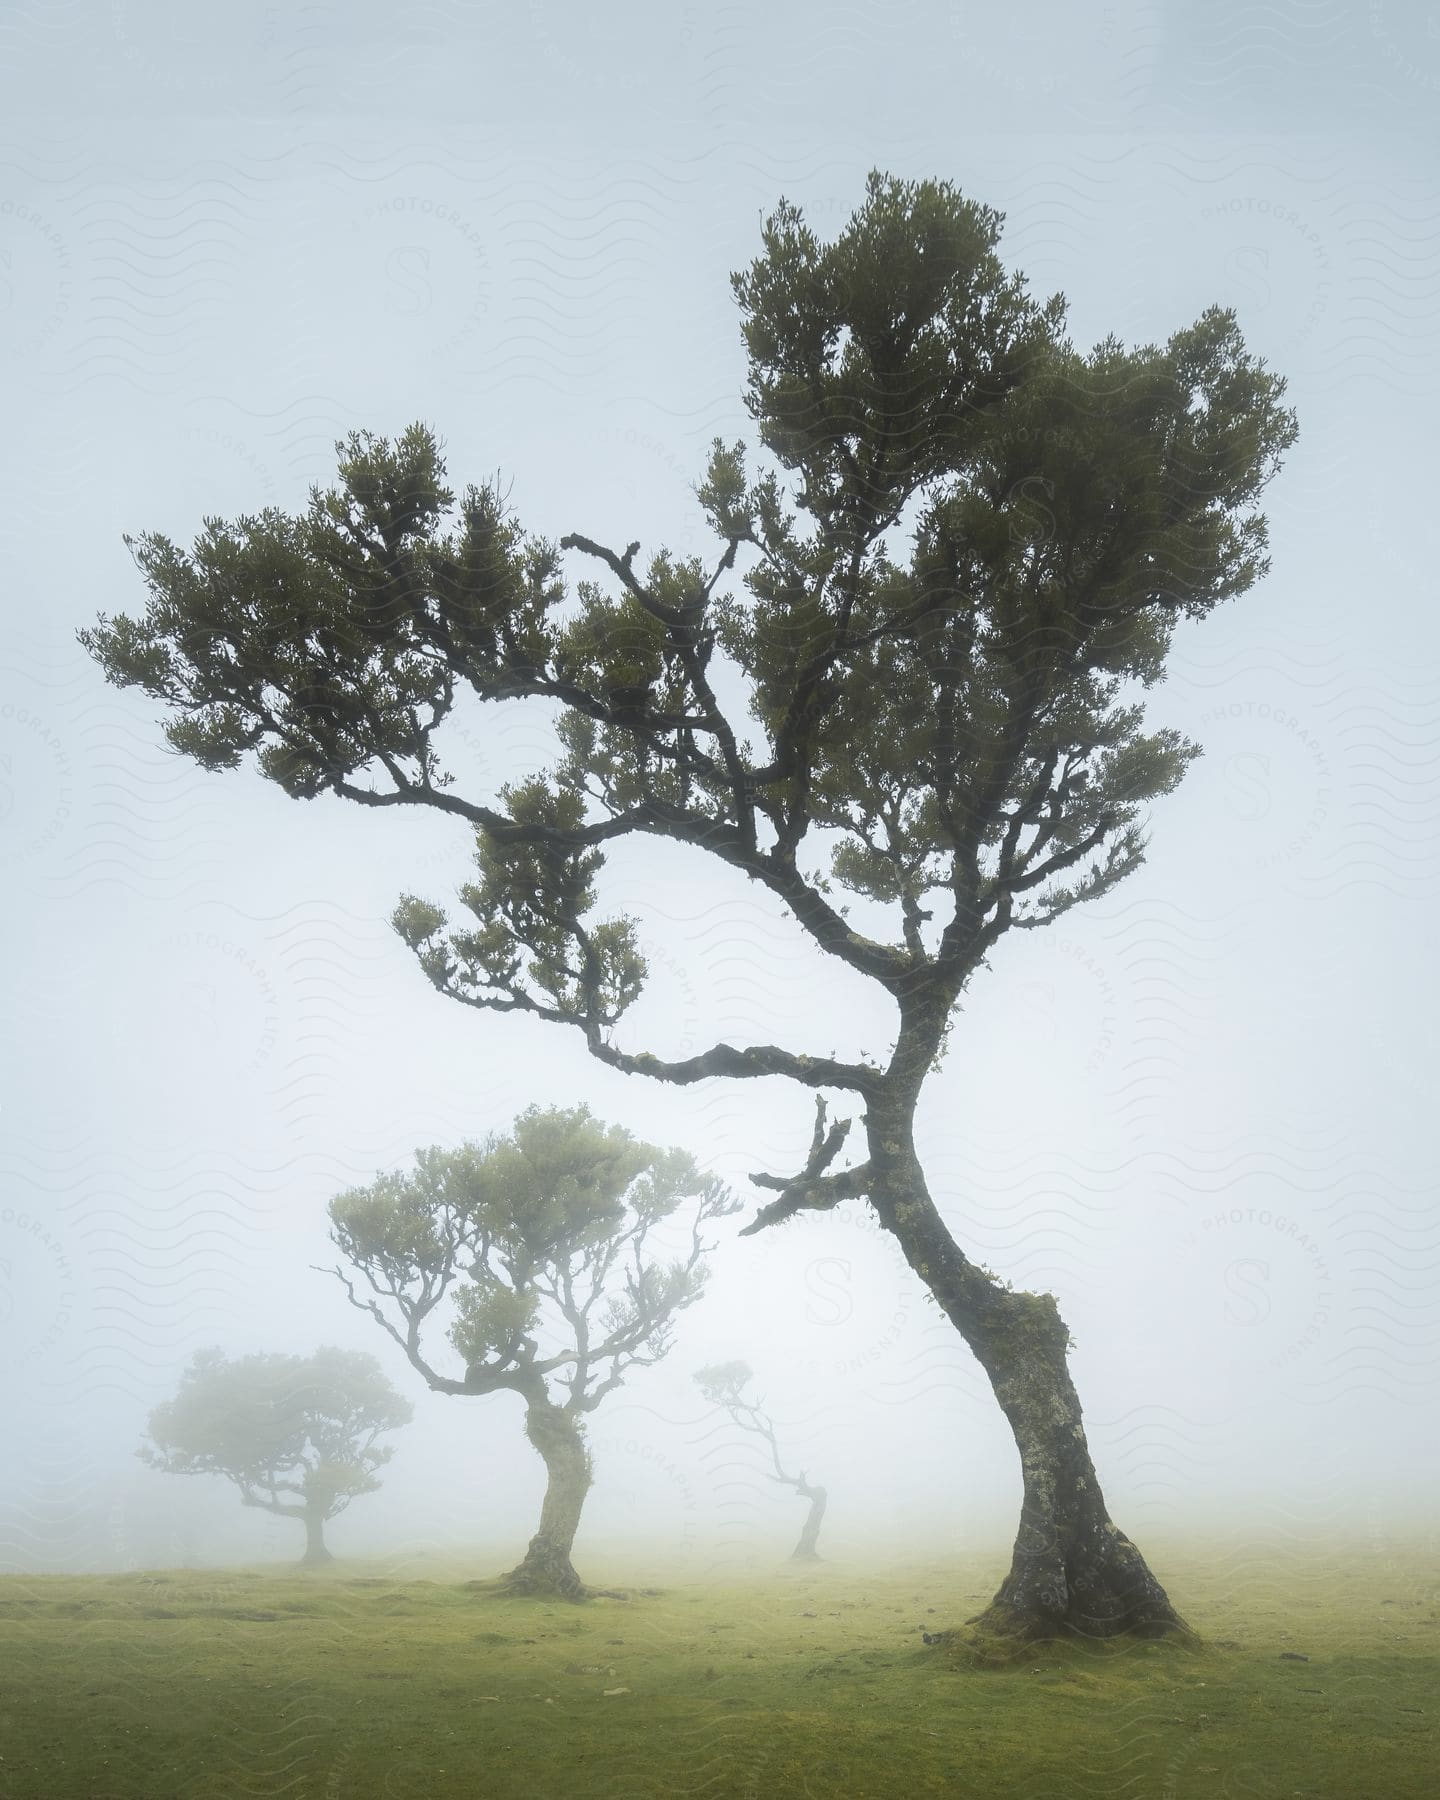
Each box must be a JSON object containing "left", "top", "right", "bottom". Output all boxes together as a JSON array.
[
  {"left": 327, "top": 1104, "right": 737, "bottom": 1600},
  {"left": 695, "top": 1360, "right": 828, "bottom": 1562},
  {"left": 140, "top": 1346, "right": 412, "bottom": 1566}
]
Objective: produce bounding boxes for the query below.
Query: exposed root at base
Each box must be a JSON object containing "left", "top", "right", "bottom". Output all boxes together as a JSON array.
[
  {"left": 926, "top": 1604, "right": 1199, "bottom": 1667},
  {"left": 465, "top": 1573, "right": 659, "bottom": 1604},
  {"left": 499, "top": 1571, "right": 591, "bottom": 1603}
]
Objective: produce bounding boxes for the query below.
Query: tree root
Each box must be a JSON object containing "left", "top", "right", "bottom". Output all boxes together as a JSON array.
[
  {"left": 925, "top": 1595, "right": 1199, "bottom": 1667},
  {"left": 499, "top": 1566, "right": 590, "bottom": 1603}
]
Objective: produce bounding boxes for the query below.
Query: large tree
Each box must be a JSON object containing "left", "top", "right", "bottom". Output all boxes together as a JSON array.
[
  {"left": 326, "top": 1104, "right": 736, "bottom": 1599},
  {"left": 695, "top": 1360, "right": 828, "bottom": 1562},
  {"left": 83, "top": 171, "right": 1296, "bottom": 1644},
  {"left": 140, "top": 1346, "right": 413, "bottom": 1565}
]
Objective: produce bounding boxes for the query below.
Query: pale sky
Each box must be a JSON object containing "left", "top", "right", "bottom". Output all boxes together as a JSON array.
[{"left": 2, "top": 1, "right": 1437, "bottom": 1575}]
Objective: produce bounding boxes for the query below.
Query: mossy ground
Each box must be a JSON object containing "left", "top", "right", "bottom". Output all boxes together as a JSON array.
[{"left": 0, "top": 1539, "right": 1433, "bottom": 1797}]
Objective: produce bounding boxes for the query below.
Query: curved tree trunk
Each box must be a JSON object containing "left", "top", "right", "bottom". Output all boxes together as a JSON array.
[
  {"left": 866, "top": 1092, "right": 1186, "bottom": 1646},
  {"left": 300, "top": 1507, "right": 334, "bottom": 1566},
  {"left": 504, "top": 1396, "right": 592, "bottom": 1601},
  {"left": 789, "top": 1481, "right": 827, "bottom": 1562}
]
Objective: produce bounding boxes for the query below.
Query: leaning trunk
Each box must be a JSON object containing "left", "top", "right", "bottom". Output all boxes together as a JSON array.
[
  {"left": 300, "top": 1508, "right": 333, "bottom": 1567},
  {"left": 961, "top": 1286, "right": 1181, "bottom": 1642},
  {"left": 867, "top": 1094, "right": 1186, "bottom": 1645},
  {"left": 504, "top": 1396, "right": 592, "bottom": 1601},
  {"left": 790, "top": 1481, "right": 827, "bottom": 1562}
]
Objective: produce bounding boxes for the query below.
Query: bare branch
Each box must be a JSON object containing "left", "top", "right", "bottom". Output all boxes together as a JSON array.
[
  {"left": 426, "top": 962, "right": 881, "bottom": 1096},
  {"left": 738, "top": 1097, "right": 874, "bottom": 1235},
  {"left": 321, "top": 1262, "right": 474, "bottom": 1396}
]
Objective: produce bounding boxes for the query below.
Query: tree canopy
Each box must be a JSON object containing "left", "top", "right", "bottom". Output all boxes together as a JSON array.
[
  {"left": 81, "top": 172, "right": 1296, "bottom": 1146},
  {"left": 327, "top": 1104, "right": 737, "bottom": 1411},
  {"left": 327, "top": 1105, "right": 738, "bottom": 1596},
  {"left": 140, "top": 1346, "right": 413, "bottom": 1525}
]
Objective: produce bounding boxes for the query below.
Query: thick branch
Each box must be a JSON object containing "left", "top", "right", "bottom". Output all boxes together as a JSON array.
[
  {"left": 428, "top": 967, "right": 880, "bottom": 1095},
  {"left": 323, "top": 1261, "right": 572, "bottom": 1397}
]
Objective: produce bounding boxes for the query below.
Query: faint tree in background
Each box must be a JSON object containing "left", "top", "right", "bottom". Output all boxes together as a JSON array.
[
  {"left": 140, "top": 1346, "right": 413, "bottom": 1566},
  {"left": 84, "top": 169, "right": 1296, "bottom": 1646},
  {"left": 327, "top": 1104, "right": 737, "bottom": 1599},
  {"left": 695, "top": 1360, "right": 828, "bottom": 1562}
]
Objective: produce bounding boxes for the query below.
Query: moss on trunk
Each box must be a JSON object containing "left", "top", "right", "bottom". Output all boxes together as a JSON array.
[
  {"left": 503, "top": 1397, "right": 592, "bottom": 1601},
  {"left": 868, "top": 1102, "right": 1187, "bottom": 1646},
  {"left": 961, "top": 1288, "right": 1187, "bottom": 1643}
]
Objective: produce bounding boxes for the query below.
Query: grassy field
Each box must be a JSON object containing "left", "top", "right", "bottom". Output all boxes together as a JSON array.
[{"left": 0, "top": 1540, "right": 1433, "bottom": 1798}]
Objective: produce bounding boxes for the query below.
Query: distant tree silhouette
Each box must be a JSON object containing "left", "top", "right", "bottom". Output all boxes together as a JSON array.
[
  {"left": 140, "top": 1346, "right": 412, "bottom": 1565},
  {"left": 696, "top": 1360, "right": 827, "bottom": 1561}
]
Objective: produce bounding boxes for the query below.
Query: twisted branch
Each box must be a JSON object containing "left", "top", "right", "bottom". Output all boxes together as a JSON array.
[{"left": 739, "top": 1097, "right": 873, "bottom": 1236}]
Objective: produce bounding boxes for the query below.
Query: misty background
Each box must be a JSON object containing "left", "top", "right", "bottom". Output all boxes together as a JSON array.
[{"left": 2, "top": 3, "right": 1437, "bottom": 1580}]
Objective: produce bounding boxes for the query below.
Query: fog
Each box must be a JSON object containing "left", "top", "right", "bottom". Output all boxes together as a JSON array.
[{"left": 3, "top": 3, "right": 1437, "bottom": 1587}]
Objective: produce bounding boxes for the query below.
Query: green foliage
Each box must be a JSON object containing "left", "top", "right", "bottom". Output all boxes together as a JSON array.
[
  {"left": 448, "top": 1283, "right": 540, "bottom": 1366},
  {"left": 81, "top": 424, "right": 562, "bottom": 802},
  {"left": 327, "top": 1106, "right": 737, "bottom": 1406},
  {"left": 139, "top": 1346, "right": 412, "bottom": 1518},
  {"left": 83, "top": 169, "right": 1297, "bottom": 1090},
  {"left": 730, "top": 171, "right": 1062, "bottom": 516}
]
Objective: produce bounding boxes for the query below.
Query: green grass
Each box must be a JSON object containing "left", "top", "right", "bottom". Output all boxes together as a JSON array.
[{"left": 0, "top": 1540, "right": 1434, "bottom": 1797}]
